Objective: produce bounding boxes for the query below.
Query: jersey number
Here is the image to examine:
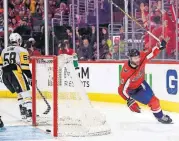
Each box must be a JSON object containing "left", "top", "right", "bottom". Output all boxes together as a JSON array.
[{"left": 4, "top": 52, "right": 16, "bottom": 65}]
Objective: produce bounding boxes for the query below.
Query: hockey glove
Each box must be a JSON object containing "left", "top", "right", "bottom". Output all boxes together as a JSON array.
[
  {"left": 159, "top": 39, "right": 167, "bottom": 50},
  {"left": 127, "top": 98, "right": 141, "bottom": 113}
]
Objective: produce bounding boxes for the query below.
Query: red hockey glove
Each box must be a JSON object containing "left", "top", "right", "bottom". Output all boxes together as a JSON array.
[{"left": 127, "top": 98, "right": 141, "bottom": 113}]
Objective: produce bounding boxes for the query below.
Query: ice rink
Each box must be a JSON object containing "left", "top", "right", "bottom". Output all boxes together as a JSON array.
[{"left": 1, "top": 98, "right": 179, "bottom": 141}]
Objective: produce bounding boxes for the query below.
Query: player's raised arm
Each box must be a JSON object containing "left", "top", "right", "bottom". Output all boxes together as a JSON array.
[{"left": 144, "top": 39, "right": 167, "bottom": 61}]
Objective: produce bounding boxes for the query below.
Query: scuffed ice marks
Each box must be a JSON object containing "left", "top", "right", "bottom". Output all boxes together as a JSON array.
[{"left": 0, "top": 126, "right": 53, "bottom": 140}]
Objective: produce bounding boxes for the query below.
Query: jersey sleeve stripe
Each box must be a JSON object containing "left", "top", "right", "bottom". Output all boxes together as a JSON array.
[
  {"left": 146, "top": 46, "right": 158, "bottom": 60},
  {"left": 122, "top": 79, "right": 130, "bottom": 99}
]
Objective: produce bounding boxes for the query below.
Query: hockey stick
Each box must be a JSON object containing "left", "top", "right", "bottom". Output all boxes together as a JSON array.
[
  {"left": 36, "top": 87, "right": 51, "bottom": 114},
  {"left": 109, "top": 0, "right": 161, "bottom": 43}
]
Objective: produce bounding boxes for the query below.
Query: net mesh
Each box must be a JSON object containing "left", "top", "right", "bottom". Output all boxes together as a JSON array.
[{"left": 34, "top": 55, "right": 111, "bottom": 136}]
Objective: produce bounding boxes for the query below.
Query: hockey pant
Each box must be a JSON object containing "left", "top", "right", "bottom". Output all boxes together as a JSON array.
[
  {"left": 2, "top": 70, "right": 32, "bottom": 111},
  {"left": 128, "top": 80, "right": 163, "bottom": 119}
]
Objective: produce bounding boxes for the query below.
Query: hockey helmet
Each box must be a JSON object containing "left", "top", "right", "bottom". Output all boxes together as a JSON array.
[
  {"left": 9, "top": 33, "right": 22, "bottom": 46},
  {"left": 127, "top": 48, "right": 140, "bottom": 57}
]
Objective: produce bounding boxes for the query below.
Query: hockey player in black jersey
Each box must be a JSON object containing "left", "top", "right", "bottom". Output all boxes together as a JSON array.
[{"left": 0, "top": 33, "right": 32, "bottom": 121}]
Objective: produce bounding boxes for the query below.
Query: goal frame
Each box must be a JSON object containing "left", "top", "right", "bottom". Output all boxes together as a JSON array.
[
  {"left": 31, "top": 56, "right": 58, "bottom": 137},
  {"left": 31, "top": 55, "right": 111, "bottom": 137}
]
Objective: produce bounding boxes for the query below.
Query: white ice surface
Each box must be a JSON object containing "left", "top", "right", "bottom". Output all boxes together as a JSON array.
[{"left": 0, "top": 98, "right": 179, "bottom": 141}]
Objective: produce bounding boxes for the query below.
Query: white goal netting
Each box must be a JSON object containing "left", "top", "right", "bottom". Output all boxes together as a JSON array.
[{"left": 33, "top": 54, "right": 111, "bottom": 137}]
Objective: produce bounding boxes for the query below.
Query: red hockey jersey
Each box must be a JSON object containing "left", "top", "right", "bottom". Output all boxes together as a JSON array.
[{"left": 118, "top": 46, "right": 160, "bottom": 100}]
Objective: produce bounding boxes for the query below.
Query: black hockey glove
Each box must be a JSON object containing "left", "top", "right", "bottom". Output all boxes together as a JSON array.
[{"left": 159, "top": 39, "right": 167, "bottom": 50}]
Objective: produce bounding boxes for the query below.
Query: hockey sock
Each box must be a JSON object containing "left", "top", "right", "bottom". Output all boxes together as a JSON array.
[
  {"left": 148, "top": 96, "right": 164, "bottom": 119},
  {"left": 19, "top": 90, "right": 32, "bottom": 111},
  {"left": 17, "top": 97, "right": 23, "bottom": 108},
  {"left": 17, "top": 93, "right": 23, "bottom": 106},
  {"left": 152, "top": 109, "right": 163, "bottom": 119},
  {"left": 17, "top": 95, "right": 27, "bottom": 117}
]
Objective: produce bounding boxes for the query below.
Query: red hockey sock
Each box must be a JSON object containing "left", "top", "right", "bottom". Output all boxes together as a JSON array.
[{"left": 148, "top": 96, "right": 163, "bottom": 118}]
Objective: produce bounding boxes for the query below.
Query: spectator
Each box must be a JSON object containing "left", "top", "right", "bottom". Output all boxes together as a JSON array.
[
  {"left": 92, "top": 39, "right": 110, "bottom": 59},
  {"left": 23, "top": 0, "right": 36, "bottom": 14},
  {"left": 112, "top": 45, "right": 120, "bottom": 60},
  {"left": 99, "top": 39, "right": 110, "bottom": 59},
  {"left": 113, "top": 37, "right": 120, "bottom": 46},
  {"left": 145, "top": 16, "right": 162, "bottom": 50},
  {"left": 25, "top": 38, "right": 41, "bottom": 57},
  {"left": 28, "top": 37, "right": 36, "bottom": 46},
  {"left": 100, "top": 27, "right": 108, "bottom": 41},
  {"left": 140, "top": 2, "right": 149, "bottom": 28},
  {"left": 10, "top": 18, "right": 18, "bottom": 30},
  {"left": 35, "top": 2, "right": 43, "bottom": 16},
  {"left": 66, "top": 29, "right": 73, "bottom": 48},
  {"left": 28, "top": 45, "right": 41, "bottom": 57},
  {"left": 76, "top": 26, "right": 95, "bottom": 60},
  {"left": 77, "top": 38, "right": 92, "bottom": 60},
  {"left": 157, "top": 0, "right": 162, "bottom": 11},
  {"left": 58, "top": 40, "right": 74, "bottom": 55},
  {"left": 75, "top": 39, "right": 81, "bottom": 55}
]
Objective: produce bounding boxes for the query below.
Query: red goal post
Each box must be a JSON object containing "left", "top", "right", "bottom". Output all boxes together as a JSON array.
[{"left": 31, "top": 56, "right": 58, "bottom": 136}]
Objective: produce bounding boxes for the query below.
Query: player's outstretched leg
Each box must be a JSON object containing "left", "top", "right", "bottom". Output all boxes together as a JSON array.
[
  {"left": 0, "top": 116, "right": 4, "bottom": 128},
  {"left": 148, "top": 96, "right": 172, "bottom": 124},
  {"left": 19, "top": 90, "right": 32, "bottom": 122},
  {"left": 17, "top": 96, "right": 27, "bottom": 119},
  {"left": 129, "top": 81, "right": 172, "bottom": 124}
]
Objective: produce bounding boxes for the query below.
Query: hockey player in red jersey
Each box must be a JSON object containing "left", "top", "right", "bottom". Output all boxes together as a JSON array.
[{"left": 118, "top": 39, "right": 172, "bottom": 124}]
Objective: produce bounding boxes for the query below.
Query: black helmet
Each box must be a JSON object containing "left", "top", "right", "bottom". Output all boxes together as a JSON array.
[{"left": 127, "top": 49, "right": 140, "bottom": 57}]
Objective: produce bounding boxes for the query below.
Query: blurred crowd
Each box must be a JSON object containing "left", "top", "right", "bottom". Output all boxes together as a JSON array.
[
  {"left": 0, "top": 0, "right": 119, "bottom": 60},
  {"left": 138, "top": 0, "right": 178, "bottom": 59},
  {"left": 55, "top": 25, "right": 125, "bottom": 60},
  {"left": 0, "top": 0, "right": 70, "bottom": 56},
  {"left": 0, "top": 0, "right": 178, "bottom": 60}
]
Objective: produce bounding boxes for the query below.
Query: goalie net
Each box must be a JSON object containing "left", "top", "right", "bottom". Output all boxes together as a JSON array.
[{"left": 31, "top": 54, "right": 111, "bottom": 137}]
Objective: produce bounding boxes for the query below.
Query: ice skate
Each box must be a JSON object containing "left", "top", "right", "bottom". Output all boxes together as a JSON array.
[
  {"left": 19, "top": 105, "right": 27, "bottom": 120},
  {"left": 26, "top": 109, "right": 32, "bottom": 122},
  {"left": 158, "top": 115, "right": 173, "bottom": 124}
]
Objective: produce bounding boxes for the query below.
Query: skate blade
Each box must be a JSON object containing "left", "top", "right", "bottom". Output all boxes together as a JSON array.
[{"left": 158, "top": 120, "right": 173, "bottom": 124}]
